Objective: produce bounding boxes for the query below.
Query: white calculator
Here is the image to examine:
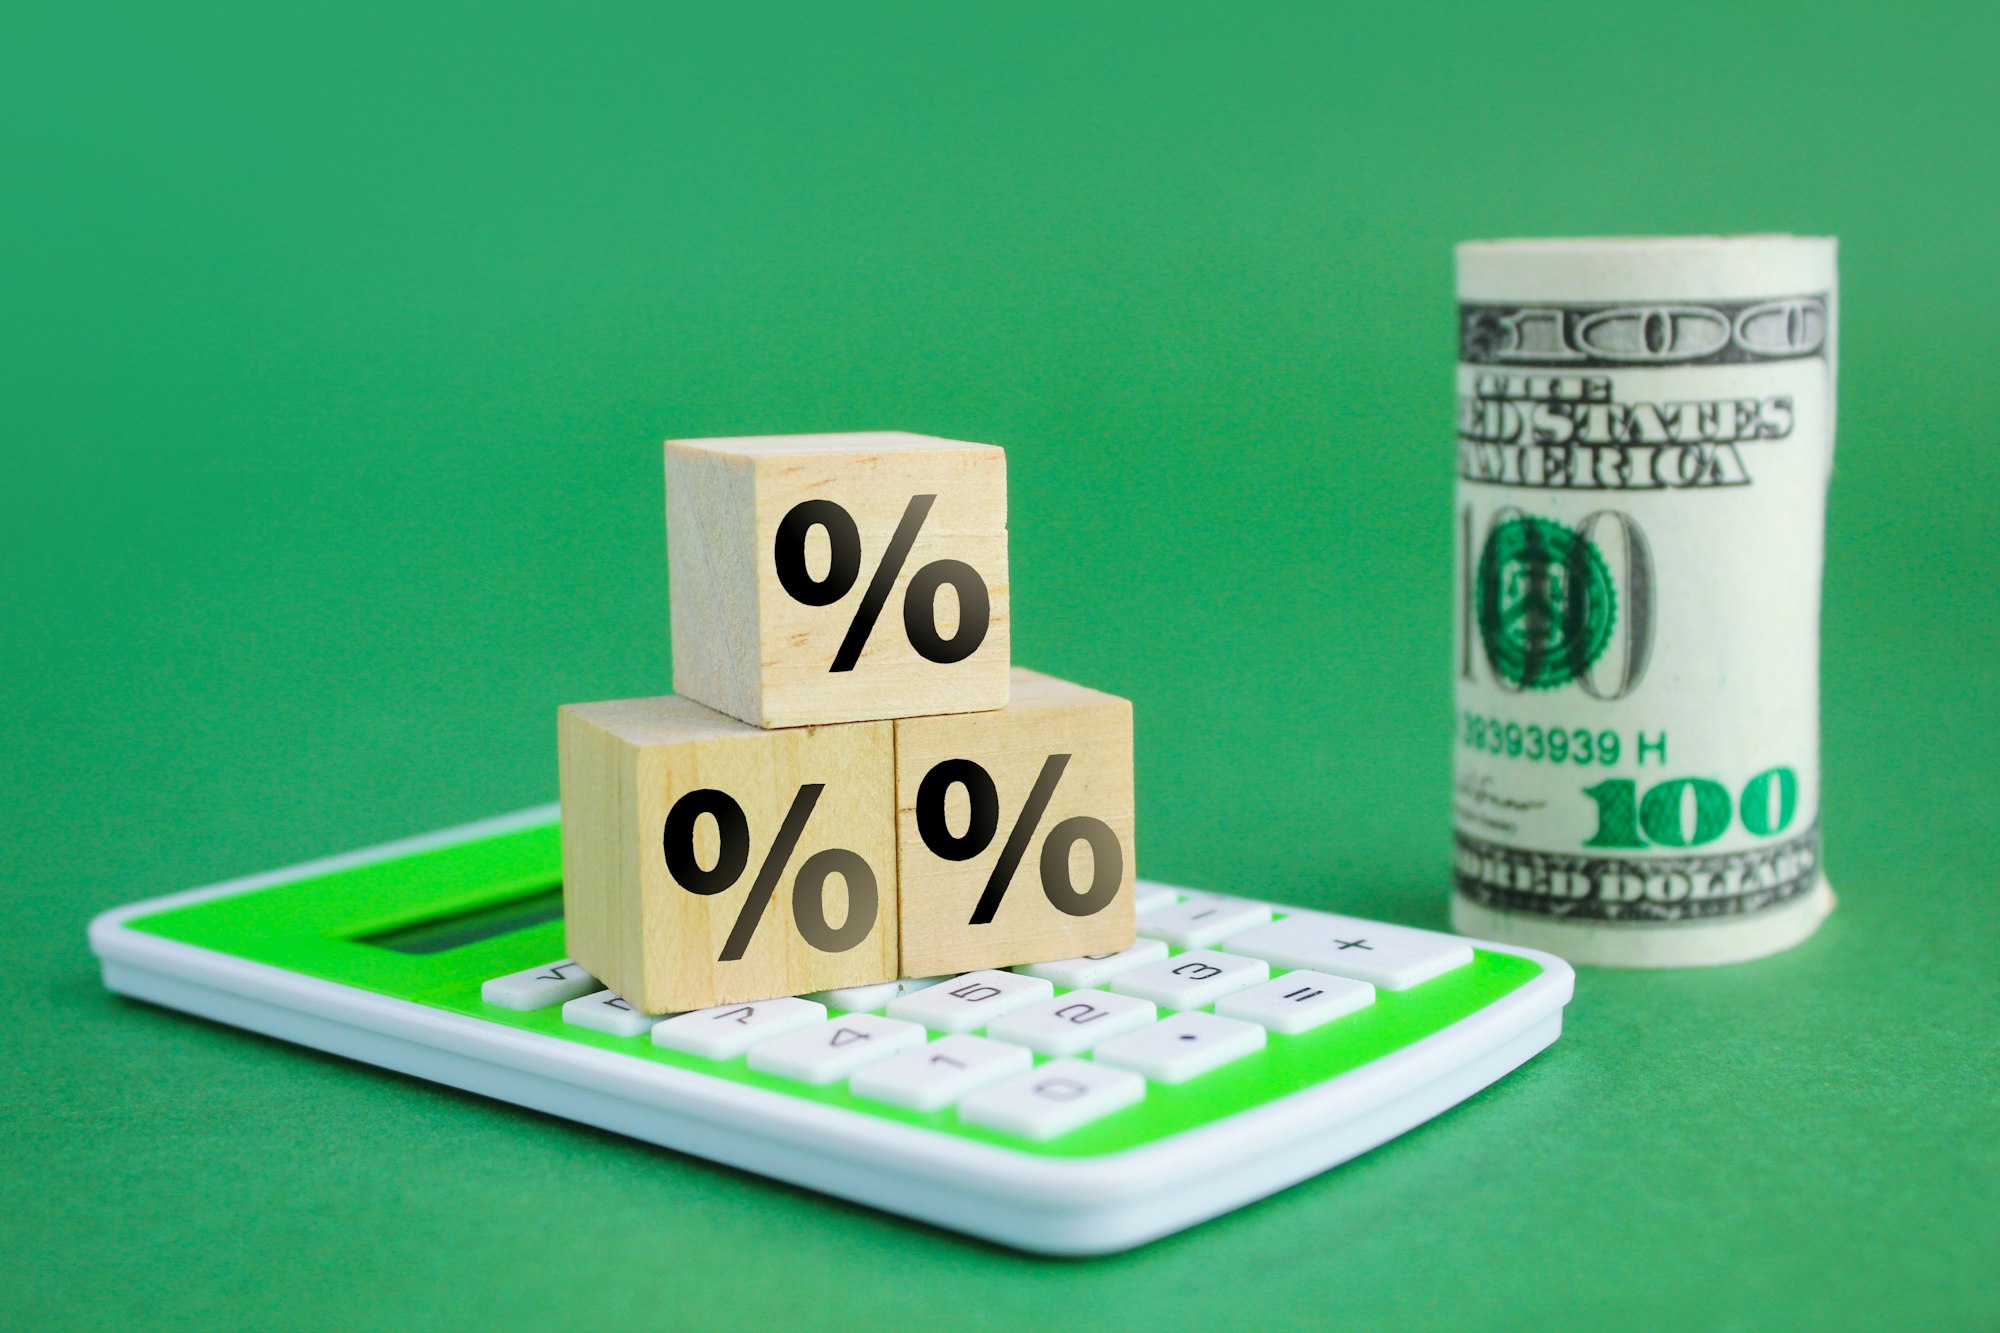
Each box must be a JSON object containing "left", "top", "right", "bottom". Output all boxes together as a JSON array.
[{"left": 89, "top": 806, "right": 1574, "bottom": 1255}]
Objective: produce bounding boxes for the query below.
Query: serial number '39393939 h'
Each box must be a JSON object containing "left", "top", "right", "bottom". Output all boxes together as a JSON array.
[{"left": 1449, "top": 235, "right": 1838, "bottom": 968}]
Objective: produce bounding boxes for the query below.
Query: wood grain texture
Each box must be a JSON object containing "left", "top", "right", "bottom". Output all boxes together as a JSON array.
[
  {"left": 666, "top": 431, "right": 1010, "bottom": 728},
  {"left": 894, "top": 667, "right": 1135, "bottom": 976},
  {"left": 558, "top": 694, "right": 898, "bottom": 1012}
]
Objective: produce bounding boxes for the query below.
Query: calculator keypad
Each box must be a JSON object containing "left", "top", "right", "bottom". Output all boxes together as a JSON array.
[{"left": 485, "top": 889, "right": 1479, "bottom": 1141}]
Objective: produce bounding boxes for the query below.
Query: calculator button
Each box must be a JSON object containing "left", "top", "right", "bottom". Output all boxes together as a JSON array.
[
  {"left": 1225, "top": 914, "right": 1474, "bottom": 990},
  {"left": 480, "top": 959, "right": 599, "bottom": 1011},
  {"left": 1134, "top": 896, "right": 1272, "bottom": 948},
  {"left": 1213, "top": 970, "right": 1375, "bottom": 1033},
  {"left": 1091, "top": 1011, "right": 1266, "bottom": 1084},
  {"left": 848, "top": 1035, "right": 1033, "bottom": 1111},
  {"left": 885, "top": 971, "right": 1054, "bottom": 1033},
  {"left": 1108, "top": 949, "right": 1270, "bottom": 1010},
  {"left": 982, "top": 990, "right": 1157, "bottom": 1056},
  {"left": 560, "top": 989, "right": 662, "bottom": 1038},
  {"left": 651, "top": 997, "right": 827, "bottom": 1059},
  {"left": 958, "top": 1059, "right": 1145, "bottom": 1140},
  {"left": 806, "top": 976, "right": 946, "bottom": 1013},
  {"left": 745, "top": 1014, "right": 927, "bottom": 1085},
  {"left": 1133, "top": 881, "right": 1180, "bottom": 916},
  {"left": 1013, "top": 937, "right": 1168, "bottom": 989}
]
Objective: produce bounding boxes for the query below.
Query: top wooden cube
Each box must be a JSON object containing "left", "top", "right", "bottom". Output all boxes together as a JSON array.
[{"left": 667, "top": 432, "right": 1011, "bottom": 728}]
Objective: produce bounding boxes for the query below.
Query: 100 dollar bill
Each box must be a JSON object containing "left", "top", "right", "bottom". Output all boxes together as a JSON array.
[{"left": 1450, "top": 237, "right": 1836, "bottom": 967}]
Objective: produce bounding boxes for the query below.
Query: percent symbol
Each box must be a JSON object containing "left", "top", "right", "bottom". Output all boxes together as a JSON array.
[
  {"left": 915, "top": 754, "right": 1124, "bottom": 925},
  {"left": 663, "top": 785, "right": 878, "bottom": 960},
  {"left": 774, "top": 494, "right": 991, "bottom": 673}
]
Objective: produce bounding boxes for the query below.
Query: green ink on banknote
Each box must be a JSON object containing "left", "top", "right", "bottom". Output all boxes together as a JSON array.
[{"left": 1475, "top": 516, "right": 1616, "bottom": 690}]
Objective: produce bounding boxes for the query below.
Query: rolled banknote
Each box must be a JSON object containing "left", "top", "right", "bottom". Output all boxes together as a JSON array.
[{"left": 1451, "top": 236, "right": 1836, "bottom": 966}]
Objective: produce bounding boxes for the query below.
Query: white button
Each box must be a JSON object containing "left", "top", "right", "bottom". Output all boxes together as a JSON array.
[
  {"left": 1214, "top": 969, "right": 1375, "bottom": 1033},
  {"left": 848, "top": 1035, "right": 1032, "bottom": 1111},
  {"left": 1014, "top": 937, "right": 1168, "bottom": 989},
  {"left": 1226, "top": 914, "right": 1474, "bottom": 989},
  {"left": 806, "top": 976, "right": 946, "bottom": 1012},
  {"left": 745, "top": 1014, "right": 927, "bottom": 1084},
  {"left": 983, "top": 990, "right": 1157, "bottom": 1056},
  {"left": 1135, "top": 896, "right": 1271, "bottom": 948},
  {"left": 885, "top": 971, "right": 1054, "bottom": 1033},
  {"left": 958, "top": 1059, "right": 1145, "bottom": 1140},
  {"left": 560, "top": 988, "right": 661, "bottom": 1038},
  {"left": 651, "top": 997, "right": 828, "bottom": 1059},
  {"left": 1092, "top": 1011, "right": 1266, "bottom": 1083},
  {"left": 481, "top": 959, "right": 600, "bottom": 1011},
  {"left": 1109, "top": 949, "right": 1270, "bottom": 1010},
  {"left": 1133, "top": 881, "right": 1180, "bottom": 916}
]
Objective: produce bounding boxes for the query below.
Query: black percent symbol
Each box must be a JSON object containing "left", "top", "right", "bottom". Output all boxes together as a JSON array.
[
  {"left": 663, "top": 785, "right": 877, "bottom": 961},
  {"left": 773, "top": 495, "right": 990, "bottom": 673},
  {"left": 915, "top": 754, "right": 1124, "bottom": 925}
]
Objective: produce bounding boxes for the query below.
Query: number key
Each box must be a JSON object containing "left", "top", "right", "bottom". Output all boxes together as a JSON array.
[
  {"left": 885, "top": 971, "right": 1053, "bottom": 1033},
  {"left": 1014, "top": 937, "right": 1168, "bottom": 989},
  {"left": 651, "top": 997, "right": 827, "bottom": 1059},
  {"left": 745, "top": 1014, "right": 926, "bottom": 1084},
  {"left": 982, "top": 990, "right": 1156, "bottom": 1056},
  {"left": 481, "top": 959, "right": 599, "bottom": 1012},
  {"left": 1108, "top": 949, "right": 1269, "bottom": 1010},
  {"left": 561, "top": 988, "right": 662, "bottom": 1038},
  {"left": 958, "top": 1059, "right": 1145, "bottom": 1140},
  {"left": 848, "top": 1035, "right": 1032, "bottom": 1111}
]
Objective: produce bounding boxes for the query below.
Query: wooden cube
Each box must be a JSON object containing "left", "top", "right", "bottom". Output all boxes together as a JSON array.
[
  {"left": 558, "top": 695, "right": 898, "bottom": 1012},
  {"left": 667, "top": 431, "right": 1010, "bottom": 729},
  {"left": 894, "top": 668, "right": 1135, "bottom": 976}
]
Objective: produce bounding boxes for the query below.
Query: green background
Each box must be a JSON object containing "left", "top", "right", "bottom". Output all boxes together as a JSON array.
[{"left": 6, "top": 2, "right": 1996, "bottom": 1328}]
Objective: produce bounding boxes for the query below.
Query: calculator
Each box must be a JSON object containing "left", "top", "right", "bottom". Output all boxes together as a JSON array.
[{"left": 88, "top": 806, "right": 1574, "bottom": 1255}]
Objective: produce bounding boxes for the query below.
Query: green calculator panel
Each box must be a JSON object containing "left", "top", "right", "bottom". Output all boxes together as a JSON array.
[{"left": 91, "top": 807, "right": 1573, "bottom": 1254}]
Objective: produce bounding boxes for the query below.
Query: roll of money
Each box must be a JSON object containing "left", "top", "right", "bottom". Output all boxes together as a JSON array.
[{"left": 1450, "top": 236, "right": 1837, "bottom": 967}]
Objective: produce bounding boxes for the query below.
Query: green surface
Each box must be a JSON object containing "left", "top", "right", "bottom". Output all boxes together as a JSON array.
[
  {"left": 5, "top": 1, "right": 1996, "bottom": 1328},
  {"left": 124, "top": 819, "right": 1542, "bottom": 1156}
]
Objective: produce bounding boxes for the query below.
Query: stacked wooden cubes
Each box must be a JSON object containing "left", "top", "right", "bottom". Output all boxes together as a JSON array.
[{"left": 558, "top": 433, "right": 1137, "bottom": 1013}]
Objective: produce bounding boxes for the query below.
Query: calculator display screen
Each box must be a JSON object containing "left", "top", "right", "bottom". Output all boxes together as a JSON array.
[{"left": 357, "top": 886, "right": 564, "bottom": 955}]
